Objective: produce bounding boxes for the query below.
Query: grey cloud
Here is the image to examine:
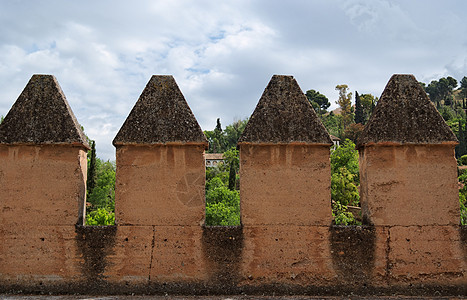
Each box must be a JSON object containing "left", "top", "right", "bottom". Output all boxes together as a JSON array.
[{"left": 1, "top": 0, "right": 467, "bottom": 159}]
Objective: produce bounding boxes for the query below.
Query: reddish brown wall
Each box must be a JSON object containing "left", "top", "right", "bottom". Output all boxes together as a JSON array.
[
  {"left": 0, "top": 144, "right": 87, "bottom": 226},
  {"left": 0, "top": 143, "right": 466, "bottom": 295},
  {"left": 240, "top": 144, "right": 332, "bottom": 226},
  {"left": 359, "top": 144, "right": 459, "bottom": 226},
  {"left": 115, "top": 144, "right": 206, "bottom": 226},
  {"left": 358, "top": 144, "right": 466, "bottom": 288},
  {"left": 0, "top": 144, "right": 87, "bottom": 286}
]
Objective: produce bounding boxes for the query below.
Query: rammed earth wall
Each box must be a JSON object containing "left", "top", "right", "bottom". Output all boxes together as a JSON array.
[{"left": 0, "top": 74, "right": 465, "bottom": 296}]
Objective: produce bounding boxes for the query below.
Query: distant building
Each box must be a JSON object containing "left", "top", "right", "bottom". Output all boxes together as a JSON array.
[{"left": 205, "top": 153, "right": 224, "bottom": 167}]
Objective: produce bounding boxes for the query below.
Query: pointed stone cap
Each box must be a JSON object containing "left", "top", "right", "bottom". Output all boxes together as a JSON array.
[
  {"left": 238, "top": 75, "right": 332, "bottom": 144},
  {"left": 0, "top": 74, "right": 89, "bottom": 149},
  {"left": 113, "top": 75, "right": 207, "bottom": 146},
  {"left": 356, "top": 74, "right": 458, "bottom": 149}
]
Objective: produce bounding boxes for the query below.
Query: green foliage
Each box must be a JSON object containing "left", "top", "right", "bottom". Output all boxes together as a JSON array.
[
  {"left": 360, "top": 94, "right": 378, "bottom": 123},
  {"left": 332, "top": 202, "right": 360, "bottom": 226},
  {"left": 335, "top": 84, "right": 353, "bottom": 129},
  {"left": 459, "top": 155, "right": 467, "bottom": 166},
  {"left": 205, "top": 118, "right": 248, "bottom": 153},
  {"left": 457, "top": 172, "right": 467, "bottom": 225},
  {"left": 425, "top": 76, "right": 458, "bottom": 104},
  {"left": 439, "top": 105, "right": 456, "bottom": 121},
  {"left": 330, "top": 139, "right": 360, "bottom": 225},
  {"left": 86, "top": 158, "right": 116, "bottom": 225},
  {"left": 331, "top": 139, "right": 359, "bottom": 177},
  {"left": 224, "top": 118, "right": 248, "bottom": 149},
  {"left": 306, "top": 89, "right": 330, "bottom": 115},
  {"left": 205, "top": 174, "right": 240, "bottom": 226},
  {"left": 461, "top": 76, "right": 467, "bottom": 100},
  {"left": 87, "top": 140, "right": 97, "bottom": 193},
  {"left": 206, "top": 201, "right": 240, "bottom": 226},
  {"left": 86, "top": 208, "right": 115, "bottom": 226},
  {"left": 321, "top": 112, "right": 342, "bottom": 138},
  {"left": 0, "top": 115, "right": 3, "bottom": 124},
  {"left": 354, "top": 92, "right": 364, "bottom": 124},
  {"left": 331, "top": 167, "right": 360, "bottom": 207},
  {"left": 205, "top": 141, "right": 241, "bottom": 226},
  {"left": 460, "top": 193, "right": 467, "bottom": 226}
]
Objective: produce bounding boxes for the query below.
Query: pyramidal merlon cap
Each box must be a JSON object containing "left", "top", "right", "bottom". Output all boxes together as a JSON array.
[
  {"left": 0, "top": 74, "right": 89, "bottom": 148},
  {"left": 356, "top": 74, "right": 457, "bottom": 149},
  {"left": 113, "top": 75, "right": 207, "bottom": 146},
  {"left": 238, "top": 75, "right": 332, "bottom": 144}
]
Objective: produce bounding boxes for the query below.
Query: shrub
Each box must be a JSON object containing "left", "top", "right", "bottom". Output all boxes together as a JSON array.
[
  {"left": 86, "top": 208, "right": 115, "bottom": 226},
  {"left": 332, "top": 201, "right": 361, "bottom": 226}
]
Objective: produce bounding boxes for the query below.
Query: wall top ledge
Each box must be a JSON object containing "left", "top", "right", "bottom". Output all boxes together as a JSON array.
[
  {"left": 113, "top": 141, "right": 208, "bottom": 147},
  {"left": 113, "top": 75, "right": 207, "bottom": 146},
  {"left": 357, "top": 74, "right": 458, "bottom": 149},
  {"left": 0, "top": 74, "right": 89, "bottom": 149},
  {"left": 239, "top": 75, "right": 332, "bottom": 145},
  {"left": 237, "top": 141, "right": 333, "bottom": 147}
]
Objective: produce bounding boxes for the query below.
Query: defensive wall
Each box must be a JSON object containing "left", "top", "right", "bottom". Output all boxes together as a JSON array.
[{"left": 0, "top": 74, "right": 466, "bottom": 296}]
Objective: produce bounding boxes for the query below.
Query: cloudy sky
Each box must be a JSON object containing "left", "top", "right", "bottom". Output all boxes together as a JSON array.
[{"left": 1, "top": 0, "right": 466, "bottom": 159}]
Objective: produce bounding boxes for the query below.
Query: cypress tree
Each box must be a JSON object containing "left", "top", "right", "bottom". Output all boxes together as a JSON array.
[
  {"left": 354, "top": 91, "right": 364, "bottom": 124},
  {"left": 463, "top": 120, "right": 467, "bottom": 157},
  {"left": 457, "top": 120, "right": 466, "bottom": 158},
  {"left": 87, "top": 140, "right": 97, "bottom": 194},
  {"left": 228, "top": 164, "right": 236, "bottom": 191}
]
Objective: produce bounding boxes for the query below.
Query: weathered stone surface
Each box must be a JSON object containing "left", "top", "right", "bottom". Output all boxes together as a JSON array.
[
  {"left": 359, "top": 144, "right": 459, "bottom": 226},
  {"left": 0, "top": 145, "right": 88, "bottom": 226},
  {"left": 0, "top": 75, "right": 89, "bottom": 148},
  {"left": 113, "top": 75, "right": 207, "bottom": 146},
  {"left": 0, "top": 225, "right": 81, "bottom": 283},
  {"left": 240, "top": 225, "right": 335, "bottom": 286},
  {"left": 150, "top": 225, "right": 207, "bottom": 282},
  {"left": 238, "top": 75, "right": 332, "bottom": 145},
  {"left": 240, "top": 144, "right": 332, "bottom": 226},
  {"left": 386, "top": 225, "right": 466, "bottom": 285},
  {"left": 357, "top": 74, "right": 457, "bottom": 148},
  {"left": 115, "top": 144, "right": 206, "bottom": 226}
]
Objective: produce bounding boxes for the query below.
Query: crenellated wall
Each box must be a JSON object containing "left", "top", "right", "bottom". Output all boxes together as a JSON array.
[{"left": 0, "top": 74, "right": 465, "bottom": 296}]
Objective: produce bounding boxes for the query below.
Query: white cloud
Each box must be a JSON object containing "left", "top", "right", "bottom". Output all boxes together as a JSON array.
[{"left": 0, "top": 0, "right": 467, "bottom": 159}]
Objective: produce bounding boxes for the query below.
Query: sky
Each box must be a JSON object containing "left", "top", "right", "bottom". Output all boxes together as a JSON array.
[{"left": 1, "top": 0, "right": 467, "bottom": 160}]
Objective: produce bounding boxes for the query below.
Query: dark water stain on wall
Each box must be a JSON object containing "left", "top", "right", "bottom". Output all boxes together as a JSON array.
[
  {"left": 201, "top": 225, "right": 243, "bottom": 293},
  {"left": 329, "top": 225, "right": 375, "bottom": 286},
  {"left": 75, "top": 225, "right": 117, "bottom": 285}
]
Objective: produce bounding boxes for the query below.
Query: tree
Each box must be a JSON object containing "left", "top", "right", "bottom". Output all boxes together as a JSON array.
[
  {"left": 205, "top": 117, "right": 248, "bottom": 153},
  {"left": 335, "top": 84, "right": 353, "bottom": 129},
  {"left": 456, "top": 120, "right": 467, "bottom": 158},
  {"left": 321, "top": 111, "right": 342, "bottom": 138},
  {"left": 87, "top": 140, "right": 97, "bottom": 194},
  {"left": 305, "top": 89, "right": 330, "bottom": 115},
  {"left": 360, "top": 94, "right": 378, "bottom": 122},
  {"left": 87, "top": 158, "right": 116, "bottom": 211},
  {"left": 342, "top": 123, "right": 364, "bottom": 143},
  {"left": 425, "top": 77, "right": 458, "bottom": 105},
  {"left": 223, "top": 147, "right": 239, "bottom": 191},
  {"left": 461, "top": 76, "right": 467, "bottom": 100},
  {"left": 224, "top": 118, "right": 248, "bottom": 149},
  {"left": 205, "top": 174, "right": 240, "bottom": 226},
  {"left": 330, "top": 139, "right": 360, "bottom": 225},
  {"left": 0, "top": 115, "right": 3, "bottom": 124},
  {"left": 354, "top": 91, "right": 364, "bottom": 124}
]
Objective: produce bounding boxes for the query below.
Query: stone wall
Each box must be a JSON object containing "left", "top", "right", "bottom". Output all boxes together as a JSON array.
[{"left": 0, "top": 74, "right": 465, "bottom": 296}]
